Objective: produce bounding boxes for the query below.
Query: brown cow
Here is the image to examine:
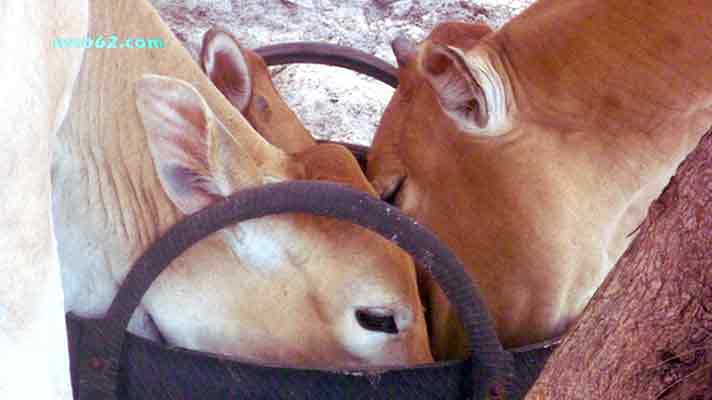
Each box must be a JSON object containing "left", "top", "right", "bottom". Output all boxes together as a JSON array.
[
  {"left": 200, "top": 28, "right": 316, "bottom": 155},
  {"left": 368, "top": 1, "right": 712, "bottom": 360}
]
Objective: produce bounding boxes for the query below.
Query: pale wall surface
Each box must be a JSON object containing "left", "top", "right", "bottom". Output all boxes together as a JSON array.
[{"left": 150, "top": 0, "right": 534, "bottom": 144}]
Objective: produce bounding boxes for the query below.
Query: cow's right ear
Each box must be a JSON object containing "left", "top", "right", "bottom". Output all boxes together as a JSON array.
[
  {"left": 201, "top": 28, "right": 253, "bottom": 113},
  {"left": 420, "top": 42, "right": 509, "bottom": 136}
]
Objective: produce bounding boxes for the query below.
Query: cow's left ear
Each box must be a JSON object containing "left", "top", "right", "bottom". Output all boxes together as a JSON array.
[
  {"left": 420, "top": 42, "right": 509, "bottom": 136},
  {"left": 135, "top": 74, "right": 256, "bottom": 215}
]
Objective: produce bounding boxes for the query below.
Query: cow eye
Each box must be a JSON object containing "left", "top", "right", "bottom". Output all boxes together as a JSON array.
[{"left": 355, "top": 308, "right": 399, "bottom": 334}]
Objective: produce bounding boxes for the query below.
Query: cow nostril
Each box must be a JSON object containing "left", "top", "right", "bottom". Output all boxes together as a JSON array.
[
  {"left": 381, "top": 175, "right": 405, "bottom": 204},
  {"left": 355, "top": 308, "right": 399, "bottom": 334}
]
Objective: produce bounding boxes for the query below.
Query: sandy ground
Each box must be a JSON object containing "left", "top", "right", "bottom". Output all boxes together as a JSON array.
[{"left": 151, "top": 0, "right": 535, "bottom": 144}]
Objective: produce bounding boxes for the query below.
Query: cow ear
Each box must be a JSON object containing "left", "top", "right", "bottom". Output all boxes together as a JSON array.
[
  {"left": 391, "top": 36, "right": 417, "bottom": 68},
  {"left": 201, "top": 28, "right": 253, "bottom": 113},
  {"left": 135, "top": 74, "right": 233, "bottom": 215},
  {"left": 420, "top": 43, "right": 508, "bottom": 136}
]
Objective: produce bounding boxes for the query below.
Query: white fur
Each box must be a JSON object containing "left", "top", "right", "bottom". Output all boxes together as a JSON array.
[
  {"left": 0, "top": 1, "right": 87, "bottom": 398},
  {"left": 427, "top": 45, "right": 511, "bottom": 136},
  {"left": 459, "top": 47, "right": 511, "bottom": 134}
]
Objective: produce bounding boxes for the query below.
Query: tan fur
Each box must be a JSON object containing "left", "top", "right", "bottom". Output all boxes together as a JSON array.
[
  {"left": 55, "top": 0, "right": 430, "bottom": 369},
  {"left": 368, "top": 4, "right": 712, "bottom": 360}
]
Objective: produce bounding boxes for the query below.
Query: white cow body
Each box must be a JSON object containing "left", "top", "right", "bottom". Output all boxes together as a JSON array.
[{"left": 0, "top": 1, "right": 87, "bottom": 398}]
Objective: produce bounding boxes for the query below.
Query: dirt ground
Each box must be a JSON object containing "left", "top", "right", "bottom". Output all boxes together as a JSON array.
[{"left": 151, "top": 0, "right": 535, "bottom": 144}]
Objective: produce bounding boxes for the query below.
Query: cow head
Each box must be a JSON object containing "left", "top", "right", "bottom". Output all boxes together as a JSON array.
[
  {"left": 367, "top": 21, "right": 640, "bottom": 359},
  {"left": 133, "top": 73, "right": 432, "bottom": 368},
  {"left": 200, "top": 28, "right": 315, "bottom": 154}
]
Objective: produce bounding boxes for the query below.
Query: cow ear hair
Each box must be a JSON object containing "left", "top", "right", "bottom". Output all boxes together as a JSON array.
[{"left": 420, "top": 43, "right": 508, "bottom": 136}]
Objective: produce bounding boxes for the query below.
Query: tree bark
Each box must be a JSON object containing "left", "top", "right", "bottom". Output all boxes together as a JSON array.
[{"left": 526, "top": 130, "right": 712, "bottom": 399}]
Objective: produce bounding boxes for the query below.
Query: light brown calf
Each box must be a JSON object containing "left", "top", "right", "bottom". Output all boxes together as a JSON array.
[
  {"left": 55, "top": 0, "right": 431, "bottom": 369},
  {"left": 368, "top": 1, "right": 712, "bottom": 360}
]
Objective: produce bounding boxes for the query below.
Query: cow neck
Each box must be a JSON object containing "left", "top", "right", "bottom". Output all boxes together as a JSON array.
[
  {"left": 491, "top": 0, "right": 712, "bottom": 150},
  {"left": 55, "top": 0, "right": 290, "bottom": 323}
]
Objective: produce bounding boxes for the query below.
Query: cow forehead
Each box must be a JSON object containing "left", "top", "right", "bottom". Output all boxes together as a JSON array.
[
  {"left": 426, "top": 21, "right": 493, "bottom": 49},
  {"left": 295, "top": 144, "right": 378, "bottom": 195}
]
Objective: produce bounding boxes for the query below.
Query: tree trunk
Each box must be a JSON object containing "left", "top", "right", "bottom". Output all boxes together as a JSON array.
[{"left": 526, "top": 130, "right": 712, "bottom": 399}]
